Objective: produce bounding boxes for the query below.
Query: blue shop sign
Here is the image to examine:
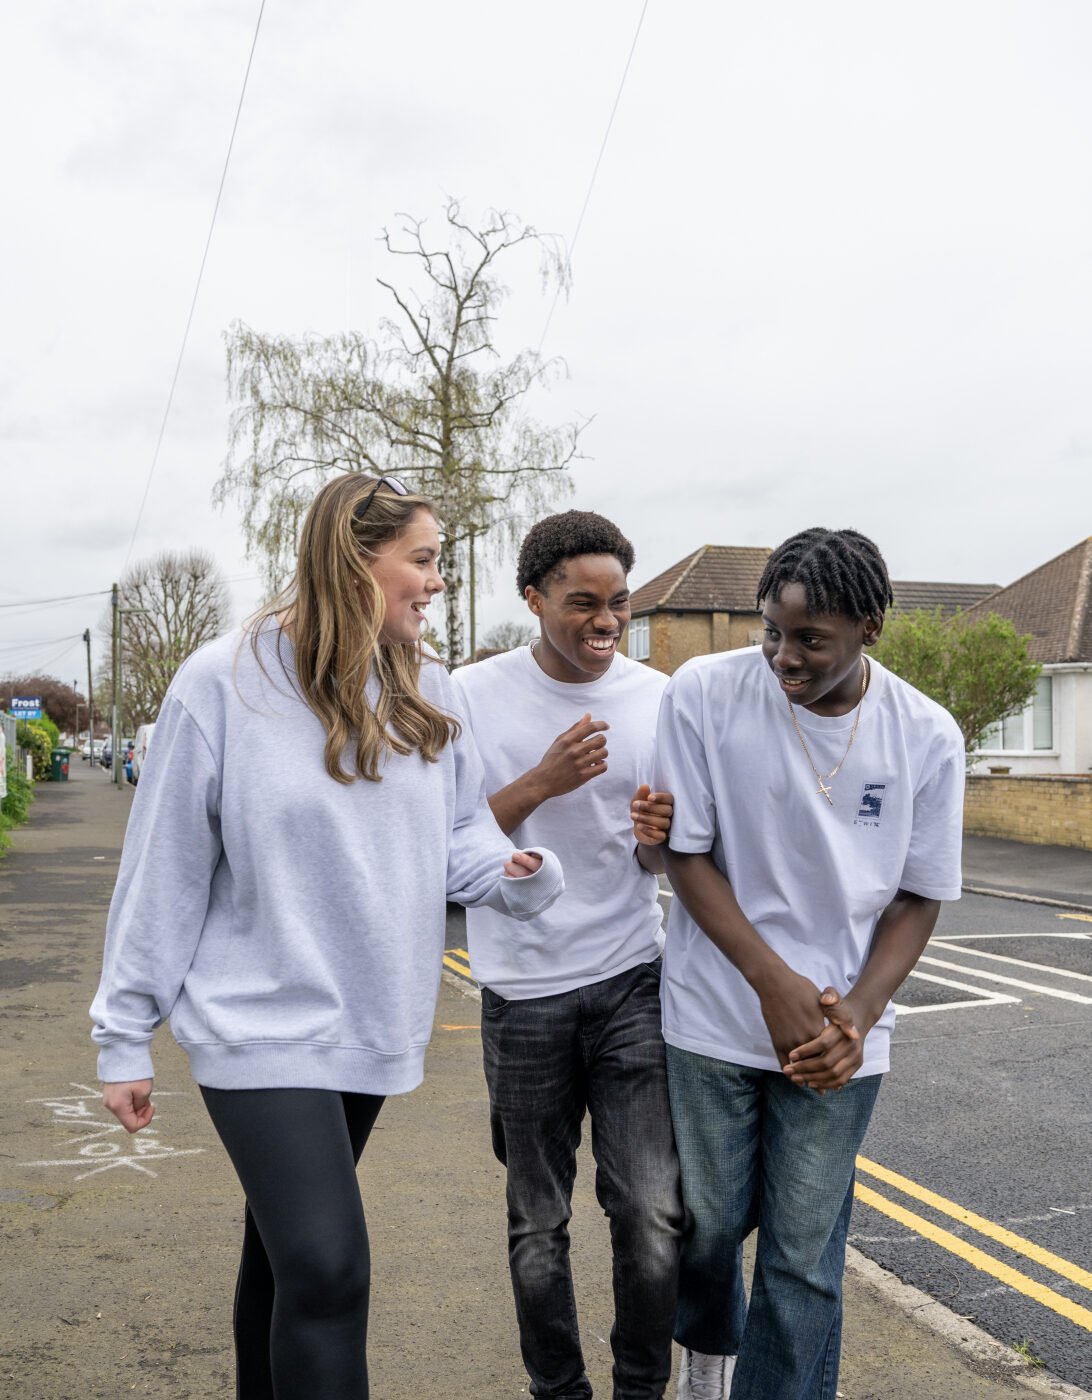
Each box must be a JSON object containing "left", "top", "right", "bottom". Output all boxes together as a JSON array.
[{"left": 11, "top": 696, "right": 42, "bottom": 720}]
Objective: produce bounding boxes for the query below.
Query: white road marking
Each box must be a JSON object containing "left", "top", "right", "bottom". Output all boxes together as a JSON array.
[
  {"left": 917, "top": 955, "right": 1092, "bottom": 1005},
  {"left": 894, "top": 969, "right": 1019, "bottom": 1016},
  {"left": 931, "top": 940, "right": 1092, "bottom": 985}
]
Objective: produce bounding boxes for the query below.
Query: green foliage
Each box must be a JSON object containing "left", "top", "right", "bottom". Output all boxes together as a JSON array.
[
  {"left": 873, "top": 609, "right": 1041, "bottom": 756},
  {"left": 1, "top": 745, "right": 35, "bottom": 856},
  {"left": 36, "top": 713, "right": 60, "bottom": 747},
  {"left": 16, "top": 721, "right": 54, "bottom": 781}
]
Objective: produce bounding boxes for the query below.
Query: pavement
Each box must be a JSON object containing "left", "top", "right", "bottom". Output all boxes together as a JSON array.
[
  {"left": 0, "top": 763, "right": 1089, "bottom": 1398},
  {"left": 962, "top": 834, "right": 1092, "bottom": 912}
]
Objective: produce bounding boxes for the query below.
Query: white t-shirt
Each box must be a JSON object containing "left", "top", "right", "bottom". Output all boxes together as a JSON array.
[
  {"left": 654, "top": 647, "right": 964, "bottom": 1076},
  {"left": 453, "top": 644, "right": 667, "bottom": 999}
]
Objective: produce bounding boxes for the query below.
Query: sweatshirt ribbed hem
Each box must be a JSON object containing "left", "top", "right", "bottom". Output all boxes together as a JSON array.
[{"left": 180, "top": 1039, "right": 429, "bottom": 1095}]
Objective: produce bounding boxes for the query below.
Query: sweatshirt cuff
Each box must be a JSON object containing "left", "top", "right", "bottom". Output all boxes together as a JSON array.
[
  {"left": 96, "top": 1040, "right": 155, "bottom": 1084},
  {"left": 499, "top": 847, "right": 564, "bottom": 920}
]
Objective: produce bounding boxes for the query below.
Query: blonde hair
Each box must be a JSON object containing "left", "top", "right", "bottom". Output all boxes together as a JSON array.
[{"left": 250, "top": 474, "right": 458, "bottom": 782}]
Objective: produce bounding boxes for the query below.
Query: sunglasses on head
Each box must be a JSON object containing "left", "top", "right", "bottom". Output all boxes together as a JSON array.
[{"left": 353, "top": 476, "right": 410, "bottom": 522}]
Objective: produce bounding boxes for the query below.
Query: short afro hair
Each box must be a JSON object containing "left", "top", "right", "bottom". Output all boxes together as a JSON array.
[
  {"left": 516, "top": 511, "right": 636, "bottom": 595},
  {"left": 756, "top": 527, "right": 893, "bottom": 621}
]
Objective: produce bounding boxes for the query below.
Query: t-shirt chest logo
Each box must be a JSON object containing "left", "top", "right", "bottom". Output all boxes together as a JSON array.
[{"left": 854, "top": 782, "right": 886, "bottom": 828}]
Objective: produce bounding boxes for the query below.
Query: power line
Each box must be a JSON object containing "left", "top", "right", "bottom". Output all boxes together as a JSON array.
[
  {"left": 0, "top": 634, "right": 83, "bottom": 654},
  {"left": 535, "top": 0, "right": 651, "bottom": 360},
  {"left": 0, "top": 636, "right": 84, "bottom": 676},
  {"left": 0, "top": 588, "right": 111, "bottom": 610},
  {"left": 123, "top": 0, "right": 267, "bottom": 571}
]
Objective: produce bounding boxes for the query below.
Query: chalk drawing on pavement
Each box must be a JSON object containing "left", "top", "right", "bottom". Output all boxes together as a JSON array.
[{"left": 22, "top": 1083, "right": 204, "bottom": 1180}]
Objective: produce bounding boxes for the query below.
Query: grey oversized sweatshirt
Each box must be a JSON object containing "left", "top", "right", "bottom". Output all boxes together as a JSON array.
[{"left": 90, "top": 626, "right": 563, "bottom": 1094}]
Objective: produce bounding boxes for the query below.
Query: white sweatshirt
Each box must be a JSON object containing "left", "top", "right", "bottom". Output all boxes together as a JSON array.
[{"left": 90, "top": 626, "right": 563, "bottom": 1094}]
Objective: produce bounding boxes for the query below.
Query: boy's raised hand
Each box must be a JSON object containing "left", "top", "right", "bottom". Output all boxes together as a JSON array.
[
  {"left": 534, "top": 713, "right": 610, "bottom": 796},
  {"left": 630, "top": 784, "right": 674, "bottom": 846}
]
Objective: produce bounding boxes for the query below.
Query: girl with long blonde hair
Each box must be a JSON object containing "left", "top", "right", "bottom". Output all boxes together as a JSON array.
[{"left": 91, "top": 474, "right": 562, "bottom": 1399}]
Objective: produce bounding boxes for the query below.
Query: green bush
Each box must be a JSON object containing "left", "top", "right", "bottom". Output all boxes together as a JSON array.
[
  {"left": 36, "top": 713, "right": 61, "bottom": 748},
  {"left": 16, "top": 721, "right": 53, "bottom": 781},
  {"left": 0, "top": 745, "right": 34, "bottom": 856}
]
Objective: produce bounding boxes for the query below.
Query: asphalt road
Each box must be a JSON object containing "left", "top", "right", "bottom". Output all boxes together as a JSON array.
[
  {"left": 450, "top": 885, "right": 1092, "bottom": 1388},
  {"left": 854, "top": 893, "right": 1092, "bottom": 1389}
]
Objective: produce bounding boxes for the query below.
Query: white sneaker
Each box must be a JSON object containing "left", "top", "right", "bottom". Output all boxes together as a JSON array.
[{"left": 677, "top": 1346, "right": 735, "bottom": 1400}]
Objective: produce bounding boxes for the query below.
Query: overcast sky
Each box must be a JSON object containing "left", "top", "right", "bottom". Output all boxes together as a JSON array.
[{"left": 3, "top": 1, "right": 1091, "bottom": 688}]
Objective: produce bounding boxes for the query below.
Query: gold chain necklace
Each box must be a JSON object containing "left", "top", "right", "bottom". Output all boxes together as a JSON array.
[{"left": 785, "top": 658, "right": 868, "bottom": 806}]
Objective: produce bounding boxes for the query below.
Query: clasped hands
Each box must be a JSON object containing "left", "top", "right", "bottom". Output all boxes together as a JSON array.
[{"left": 760, "top": 967, "right": 868, "bottom": 1093}]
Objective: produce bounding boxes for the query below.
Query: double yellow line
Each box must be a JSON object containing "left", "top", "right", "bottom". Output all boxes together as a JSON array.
[
  {"left": 443, "top": 943, "right": 1092, "bottom": 1330},
  {"left": 855, "top": 1156, "right": 1092, "bottom": 1329},
  {"left": 443, "top": 946, "right": 474, "bottom": 982}
]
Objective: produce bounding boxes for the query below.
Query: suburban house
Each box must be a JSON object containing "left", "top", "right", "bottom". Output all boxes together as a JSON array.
[
  {"left": 621, "top": 538, "right": 1091, "bottom": 848},
  {"left": 963, "top": 537, "right": 1092, "bottom": 777},
  {"left": 621, "top": 543, "right": 998, "bottom": 674},
  {"left": 621, "top": 545, "right": 770, "bottom": 673}
]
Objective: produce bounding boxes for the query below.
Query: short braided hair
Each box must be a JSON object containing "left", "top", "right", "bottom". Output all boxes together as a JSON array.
[
  {"left": 756, "top": 528, "right": 892, "bottom": 621},
  {"left": 516, "top": 511, "right": 635, "bottom": 595}
]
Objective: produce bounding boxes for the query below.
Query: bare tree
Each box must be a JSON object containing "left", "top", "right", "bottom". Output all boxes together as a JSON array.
[
  {"left": 482, "top": 620, "right": 537, "bottom": 652},
  {"left": 98, "top": 551, "right": 229, "bottom": 728},
  {"left": 214, "top": 199, "right": 585, "bottom": 665}
]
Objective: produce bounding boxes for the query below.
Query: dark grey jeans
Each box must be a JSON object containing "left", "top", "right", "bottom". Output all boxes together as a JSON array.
[{"left": 481, "top": 958, "right": 683, "bottom": 1400}]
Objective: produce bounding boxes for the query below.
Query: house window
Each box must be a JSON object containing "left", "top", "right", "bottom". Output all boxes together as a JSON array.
[
  {"left": 981, "top": 676, "right": 1053, "bottom": 753},
  {"left": 629, "top": 616, "right": 650, "bottom": 661}
]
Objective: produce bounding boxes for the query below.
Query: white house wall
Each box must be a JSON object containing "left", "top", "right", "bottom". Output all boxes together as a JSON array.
[{"left": 972, "top": 665, "right": 1092, "bottom": 776}]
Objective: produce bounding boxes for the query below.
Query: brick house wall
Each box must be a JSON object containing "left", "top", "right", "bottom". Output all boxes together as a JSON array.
[
  {"left": 964, "top": 775, "right": 1092, "bottom": 851},
  {"left": 620, "top": 610, "right": 762, "bottom": 674}
]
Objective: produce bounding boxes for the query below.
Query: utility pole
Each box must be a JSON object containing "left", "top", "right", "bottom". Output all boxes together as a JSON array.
[
  {"left": 83, "top": 628, "right": 93, "bottom": 752},
  {"left": 111, "top": 583, "right": 120, "bottom": 786}
]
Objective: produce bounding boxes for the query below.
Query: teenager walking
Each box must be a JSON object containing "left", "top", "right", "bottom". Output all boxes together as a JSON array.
[
  {"left": 453, "top": 511, "right": 683, "bottom": 1400},
  {"left": 90, "top": 474, "right": 562, "bottom": 1400},
  {"left": 655, "top": 527, "right": 965, "bottom": 1400}
]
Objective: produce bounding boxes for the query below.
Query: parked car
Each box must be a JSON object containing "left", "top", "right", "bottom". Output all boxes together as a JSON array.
[
  {"left": 100, "top": 738, "right": 134, "bottom": 773},
  {"left": 81, "top": 739, "right": 105, "bottom": 761},
  {"left": 130, "top": 723, "right": 156, "bottom": 785}
]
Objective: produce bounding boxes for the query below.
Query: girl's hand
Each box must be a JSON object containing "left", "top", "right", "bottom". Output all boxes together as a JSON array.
[
  {"left": 504, "top": 850, "right": 543, "bottom": 879},
  {"left": 102, "top": 1079, "right": 155, "bottom": 1133}
]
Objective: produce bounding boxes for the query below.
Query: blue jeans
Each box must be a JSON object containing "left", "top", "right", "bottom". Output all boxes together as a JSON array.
[
  {"left": 481, "top": 960, "right": 683, "bottom": 1400},
  {"left": 666, "top": 1047, "right": 881, "bottom": 1400}
]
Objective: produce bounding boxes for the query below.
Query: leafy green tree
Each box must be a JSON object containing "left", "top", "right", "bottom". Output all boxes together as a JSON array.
[
  {"left": 214, "top": 199, "right": 584, "bottom": 665},
  {"left": 873, "top": 609, "right": 1041, "bottom": 758}
]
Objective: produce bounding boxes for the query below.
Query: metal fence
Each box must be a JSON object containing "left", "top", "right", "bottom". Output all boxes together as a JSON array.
[{"left": 1, "top": 712, "right": 29, "bottom": 788}]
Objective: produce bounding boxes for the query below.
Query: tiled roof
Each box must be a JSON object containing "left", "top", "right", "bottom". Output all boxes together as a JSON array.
[
  {"left": 629, "top": 546, "right": 997, "bottom": 621},
  {"left": 962, "top": 538, "right": 1092, "bottom": 664},
  {"left": 890, "top": 580, "right": 1000, "bottom": 617},
  {"left": 629, "top": 545, "right": 772, "bottom": 615}
]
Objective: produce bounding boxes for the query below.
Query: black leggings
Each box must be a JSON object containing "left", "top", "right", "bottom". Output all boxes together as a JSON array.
[{"left": 201, "top": 1086, "right": 385, "bottom": 1400}]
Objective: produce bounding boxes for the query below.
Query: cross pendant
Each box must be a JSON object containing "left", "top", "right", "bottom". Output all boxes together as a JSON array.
[{"left": 816, "top": 778, "right": 833, "bottom": 805}]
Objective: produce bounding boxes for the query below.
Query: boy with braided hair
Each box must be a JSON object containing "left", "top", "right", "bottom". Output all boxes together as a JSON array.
[{"left": 656, "top": 527, "right": 964, "bottom": 1400}]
